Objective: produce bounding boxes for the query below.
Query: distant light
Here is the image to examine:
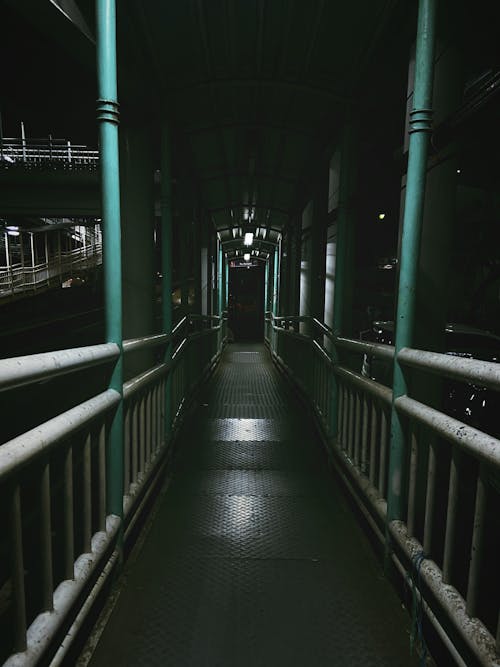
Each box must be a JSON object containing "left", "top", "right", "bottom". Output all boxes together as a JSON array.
[
  {"left": 378, "top": 213, "right": 386, "bottom": 221},
  {"left": 244, "top": 232, "right": 253, "bottom": 246},
  {"left": 244, "top": 253, "right": 250, "bottom": 262},
  {"left": 456, "top": 169, "right": 461, "bottom": 174}
]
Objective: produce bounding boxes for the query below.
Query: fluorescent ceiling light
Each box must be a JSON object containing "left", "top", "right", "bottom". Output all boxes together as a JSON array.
[
  {"left": 244, "top": 253, "right": 250, "bottom": 262},
  {"left": 244, "top": 232, "right": 253, "bottom": 246}
]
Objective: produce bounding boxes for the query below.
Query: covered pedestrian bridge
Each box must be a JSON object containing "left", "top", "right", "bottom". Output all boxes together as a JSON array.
[{"left": 0, "top": 1, "right": 499, "bottom": 666}]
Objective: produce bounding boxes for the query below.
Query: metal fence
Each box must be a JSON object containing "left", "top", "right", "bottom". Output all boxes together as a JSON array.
[
  {"left": 0, "top": 314, "right": 225, "bottom": 666},
  {"left": 0, "top": 138, "right": 99, "bottom": 171},
  {"left": 0, "top": 242, "right": 102, "bottom": 297},
  {"left": 266, "top": 313, "right": 500, "bottom": 667}
]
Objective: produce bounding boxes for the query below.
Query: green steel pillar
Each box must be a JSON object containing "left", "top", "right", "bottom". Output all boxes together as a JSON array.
[
  {"left": 96, "top": 0, "right": 123, "bottom": 519},
  {"left": 272, "top": 246, "right": 279, "bottom": 315},
  {"left": 225, "top": 256, "right": 229, "bottom": 310},
  {"left": 387, "top": 0, "right": 437, "bottom": 522},
  {"left": 161, "top": 122, "right": 173, "bottom": 435},
  {"left": 218, "top": 241, "right": 223, "bottom": 315},
  {"left": 264, "top": 258, "right": 269, "bottom": 312}
]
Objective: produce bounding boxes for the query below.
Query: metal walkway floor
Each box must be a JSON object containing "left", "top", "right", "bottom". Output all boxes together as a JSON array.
[{"left": 87, "top": 344, "right": 418, "bottom": 667}]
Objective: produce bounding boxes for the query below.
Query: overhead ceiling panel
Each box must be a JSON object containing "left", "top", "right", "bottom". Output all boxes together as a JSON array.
[{"left": 135, "top": 0, "right": 396, "bottom": 236}]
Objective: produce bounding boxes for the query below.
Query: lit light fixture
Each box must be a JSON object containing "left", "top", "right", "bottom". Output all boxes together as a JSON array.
[
  {"left": 244, "top": 253, "right": 250, "bottom": 262},
  {"left": 456, "top": 169, "right": 461, "bottom": 174},
  {"left": 378, "top": 213, "right": 386, "bottom": 221},
  {"left": 244, "top": 232, "right": 253, "bottom": 246}
]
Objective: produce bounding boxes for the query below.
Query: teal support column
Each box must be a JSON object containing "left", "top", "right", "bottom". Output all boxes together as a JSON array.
[
  {"left": 161, "top": 122, "right": 173, "bottom": 435},
  {"left": 218, "top": 241, "right": 223, "bottom": 315},
  {"left": 225, "top": 257, "right": 229, "bottom": 309},
  {"left": 96, "top": 0, "right": 123, "bottom": 519},
  {"left": 272, "top": 246, "right": 279, "bottom": 315},
  {"left": 387, "top": 0, "right": 437, "bottom": 522},
  {"left": 264, "top": 258, "right": 269, "bottom": 313}
]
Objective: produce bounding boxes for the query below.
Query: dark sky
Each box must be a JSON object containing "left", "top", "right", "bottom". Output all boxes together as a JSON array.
[{"left": 1, "top": 4, "right": 97, "bottom": 144}]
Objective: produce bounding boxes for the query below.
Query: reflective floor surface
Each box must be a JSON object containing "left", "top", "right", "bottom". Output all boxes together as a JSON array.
[{"left": 87, "top": 344, "right": 418, "bottom": 667}]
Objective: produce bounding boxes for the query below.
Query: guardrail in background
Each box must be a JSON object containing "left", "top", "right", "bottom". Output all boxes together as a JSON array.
[
  {"left": 0, "top": 138, "right": 99, "bottom": 170},
  {"left": 265, "top": 312, "right": 500, "bottom": 667},
  {"left": 0, "top": 243, "right": 102, "bottom": 297},
  {"left": 0, "top": 314, "right": 226, "bottom": 666}
]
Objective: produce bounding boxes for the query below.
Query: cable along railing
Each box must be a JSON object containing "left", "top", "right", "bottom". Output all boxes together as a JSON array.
[
  {"left": 0, "top": 314, "right": 225, "bottom": 667},
  {"left": 266, "top": 313, "right": 500, "bottom": 667}
]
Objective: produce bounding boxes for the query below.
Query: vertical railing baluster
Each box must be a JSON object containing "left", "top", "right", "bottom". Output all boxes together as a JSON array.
[
  {"left": 156, "top": 383, "right": 162, "bottom": 449},
  {"left": 407, "top": 425, "right": 419, "bottom": 538},
  {"left": 354, "top": 391, "right": 361, "bottom": 467},
  {"left": 342, "top": 384, "right": 348, "bottom": 449},
  {"left": 337, "top": 377, "right": 344, "bottom": 446},
  {"left": 139, "top": 395, "right": 146, "bottom": 476},
  {"left": 40, "top": 462, "right": 54, "bottom": 611},
  {"left": 152, "top": 384, "right": 157, "bottom": 453},
  {"left": 98, "top": 423, "right": 107, "bottom": 531},
  {"left": 132, "top": 400, "right": 138, "bottom": 486},
  {"left": 361, "top": 395, "right": 369, "bottom": 475},
  {"left": 378, "top": 408, "right": 388, "bottom": 497},
  {"left": 466, "top": 464, "right": 487, "bottom": 617},
  {"left": 124, "top": 403, "right": 130, "bottom": 495},
  {"left": 82, "top": 435, "right": 92, "bottom": 551},
  {"left": 160, "top": 379, "right": 165, "bottom": 447},
  {"left": 145, "top": 390, "right": 151, "bottom": 467},
  {"left": 348, "top": 388, "right": 355, "bottom": 459},
  {"left": 423, "top": 437, "right": 437, "bottom": 554},
  {"left": 443, "top": 447, "right": 460, "bottom": 583},
  {"left": 369, "top": 403, "right": 378, "bottom": 486},
  {"left": 63, "top": 446, "right": 74, "bottom": 580},
  {"left": 10, "top": 484, "right": 27, "bottom": 652}
]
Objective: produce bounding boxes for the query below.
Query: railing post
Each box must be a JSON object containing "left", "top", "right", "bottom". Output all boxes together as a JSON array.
[
  {"left": 272, "top": 245, "right": 279, "bottom": 316},
  {"left": 264, "top": 258, "right": 269, "bottom": 313},
  {"left": 225, "top": 254, "right": 229, "bottom": 310},
  {"left": 96, "top": 0, "right": 124, "bottom": 524},
  {"left": 161, "top": 121, "right": 173, "bottom": 437},
  {"left": 387, "top": 0, "right": 437, "bottom": 522},
  {"left": 218, "top": 241, "right": 223, "bottom": 317}
]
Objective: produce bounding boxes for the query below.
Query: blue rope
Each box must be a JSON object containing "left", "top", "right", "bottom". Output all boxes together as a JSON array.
[{"left": 409, "top": 550, "right": 429, "bottom": 666}]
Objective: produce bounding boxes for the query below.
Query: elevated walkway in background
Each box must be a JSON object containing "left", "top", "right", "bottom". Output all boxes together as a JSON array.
[{"left": 86, "top": 343, "right": 417, "bottom": 667}]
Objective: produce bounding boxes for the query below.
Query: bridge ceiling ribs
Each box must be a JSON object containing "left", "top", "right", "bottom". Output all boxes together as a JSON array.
[{"left": 132, "top": 0, "right": 395, "bottom": 252}]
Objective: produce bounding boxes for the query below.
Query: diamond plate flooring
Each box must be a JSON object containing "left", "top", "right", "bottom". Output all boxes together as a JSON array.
[{"left": 88, "top": 343, "right": 418, "bottom": 667}]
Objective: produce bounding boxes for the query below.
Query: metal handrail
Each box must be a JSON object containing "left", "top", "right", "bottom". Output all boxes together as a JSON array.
[
  {"left": 123, "top": 333, "right": 171, "bottom": 354},
  {"left": 0, "top": 389, "right": 120, "bottom": 481},
  {"left": 335, "top": 336, "right": 395, "bottom": 361},
  {"left": 335, "top": 366, "right": 393, "bottom": 406},
  {"left": 398, "top": 347, "right": 500, "bottom": 391},
  {"left": 171, "top": 315, "right": 188, "bottom": 337},
  {"left": 0, "top": 343, "right": 119, "bottom": 393},
  {"left": 123, "top": 362, "right": 170, "bottom": 400},
  {"left": 271, "top": 314, "right": 395, "bottom": 362},
  {"left": 395, "top": 395, "right": 500, "bottom": 468}
]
